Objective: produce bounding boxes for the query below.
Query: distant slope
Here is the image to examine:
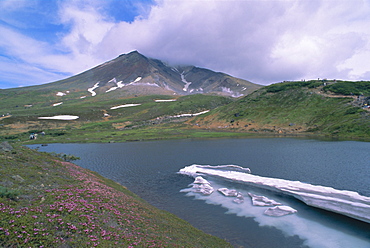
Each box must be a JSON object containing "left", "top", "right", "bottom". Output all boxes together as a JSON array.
[
  {"left": 191, "top": 80, "right": 370, "bottom": 138},
  {"left": 0, "top": 93, "right": 233, "bottom": 140}
]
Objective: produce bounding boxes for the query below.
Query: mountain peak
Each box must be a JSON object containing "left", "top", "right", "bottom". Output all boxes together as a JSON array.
[
  {"left": 118, "top": 50, "right": 143, "bottom": 58},
  {"left": 33, "top": 52, "right": 262, "bottom": 98}
]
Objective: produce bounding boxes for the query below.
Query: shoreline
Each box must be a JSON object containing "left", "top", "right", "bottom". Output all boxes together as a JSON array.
[{"left": 0, "top": 143, "right": 232, "bottom": 247}]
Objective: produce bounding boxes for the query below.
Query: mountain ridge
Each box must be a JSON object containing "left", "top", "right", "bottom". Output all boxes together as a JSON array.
[{"left": 21, "top": 51, "right": 261, "bottom": 98}]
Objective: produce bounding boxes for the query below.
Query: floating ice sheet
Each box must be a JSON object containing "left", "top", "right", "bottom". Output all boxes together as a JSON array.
[
  {"left": 264, "top": 205, "right": 297, "bottom": 217},
  {"left": 190, "top": 176, "right": 214, "bottom": 195},
  {"left": 179, "top": 164, "right": 370, "bottom": 224},
  {"left": 248, "top": 193, "right": 281, "bottom": 206},
  {"left": 218, "top": 188, "right": 239, "bottom": 197}
]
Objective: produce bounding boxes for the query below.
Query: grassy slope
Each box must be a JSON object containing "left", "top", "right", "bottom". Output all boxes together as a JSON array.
[
  {"left": 1, "top": 81, "right": 369, "bottom": 142},
  {"left": 192, "top": 83, "right": 369, "bottom": 139},
  {"left": 0, "top": 143, "right": 231, "bottom": 247},
  {"left": 0, "top": 94, "right": 233, "bottom": 140}
]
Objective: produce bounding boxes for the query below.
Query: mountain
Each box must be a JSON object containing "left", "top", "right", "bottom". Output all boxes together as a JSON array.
[
  {"left": 0, "top": 51, "right": 261, "bottom": 126},
  {"left": 25, "top": 51, "right": 261, "bottom": 98}
]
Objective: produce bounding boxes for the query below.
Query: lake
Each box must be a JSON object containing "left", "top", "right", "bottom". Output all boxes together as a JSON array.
[{"left": 28, "top": 137, "right": 370, "bottom": 248}]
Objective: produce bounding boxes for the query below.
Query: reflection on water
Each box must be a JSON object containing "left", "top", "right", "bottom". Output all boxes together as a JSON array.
[{"left": 28, "top": 138, "right": 370, "bottom": 248}]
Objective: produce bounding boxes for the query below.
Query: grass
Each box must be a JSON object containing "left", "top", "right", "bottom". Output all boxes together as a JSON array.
[
  {"left": 13, "top": 123, "right": 254, "bottom": 144},
  {"left": 193, "top": 87, "right": 369, "bottom": 139},
  {"left": 1, "top": 80, "right": 369, "bottom": 143},
  {"left": 0, "top": 143, "right": 232, "bottom": 247}
]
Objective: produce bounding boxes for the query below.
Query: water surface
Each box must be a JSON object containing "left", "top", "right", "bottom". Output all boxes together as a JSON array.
[{"left": 29, "top": 138, "right": 370, "bottom": 248}]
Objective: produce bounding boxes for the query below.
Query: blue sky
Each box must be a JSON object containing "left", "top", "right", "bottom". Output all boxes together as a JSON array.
[{"left": 1, "top": 0, "right": 370, "bottom": 89}]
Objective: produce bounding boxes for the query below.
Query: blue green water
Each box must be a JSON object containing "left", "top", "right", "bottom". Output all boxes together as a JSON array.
[{"left": 29, "top": 137, "right": 370, "bottom": 248}]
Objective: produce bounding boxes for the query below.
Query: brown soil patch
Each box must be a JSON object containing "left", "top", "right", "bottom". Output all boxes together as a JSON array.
[{"left": 189, "top": 114, "right": 308, "bottom": 135}]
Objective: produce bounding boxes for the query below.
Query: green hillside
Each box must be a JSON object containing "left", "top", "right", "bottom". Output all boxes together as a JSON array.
[
  {"left": 1, "top": 80, "right": 369, "bottom": 142},
  {"left": 0, "top": 91, "right": 236, "bottom": 143},
  {"left": 192, "top": 81, "right": 370, "bottom": 139}
]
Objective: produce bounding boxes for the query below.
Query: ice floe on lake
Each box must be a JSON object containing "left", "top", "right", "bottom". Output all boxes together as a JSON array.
[
  {"left": 178, "top": 164, "right": 370, "bottom": 248},
  {"left": 264, "top": 205, "right": 297, "bottom": 217},
  {"left": 248, "top": 193, "right": 281, "bottom": 206},
  {"left": 180, "top": 176, "right": 214, "bottom": 195},
  {"left": 178, "top": 164, "right": 370, "bottom": 224},
  {"left": 218, "top": 188, "right": 239, "bottom": 197},
  {"left": 38, "top": 115, "right": 79, "bottom": 120}
]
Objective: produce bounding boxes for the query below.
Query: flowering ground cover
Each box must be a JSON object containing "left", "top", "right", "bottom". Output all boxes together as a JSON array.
[{"left": 0, "top": 143, "right": 232, "bottom": 247}]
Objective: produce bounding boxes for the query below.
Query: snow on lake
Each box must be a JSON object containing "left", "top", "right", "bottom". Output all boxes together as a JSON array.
[
  {"left": 179, "top": 164, "right": 370, "bottom": 248},
  {"left": 179, "top": 164, "right": 370, "bottom": 224}
]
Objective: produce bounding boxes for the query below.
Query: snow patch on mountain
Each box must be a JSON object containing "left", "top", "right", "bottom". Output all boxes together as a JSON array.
[
  {"left": 129, "top": 82, "right": 159, "bottom": 87},
  {"left": 56, "top": 92, "right": 66, "bottom": 96},
  {"left": 221, "top": 87, "right": 243, "bottom": 98},
  {"left": 173, "top": 110, "right": 209, "bottom": 118},
  {"left": 180, "top": 73, "right": 192, "bottom": 92},
  {"left": 106, "top": 87, "right": 118, "bottom": 93},
  {"left": 105, "top": 76, "right": 161, "bottom": 93},
  {"left": 38, "top": 115, "right": 79, "bottom": 120},
  {"left": 110, "top": 104, "right": 141, "bottom": 110},
  {"left": 108, "top": 78, "right": 116, "bottom": 83},
  {"left": 106, "top": 80, "right": 125, "bottom": 92},
  {"left": 88, "top": 82, "right": 100, "bottom": 96},
  {"left": 134, "top": 77, "right": 142, "bottom": 83},
  {"left": 155, "top": 99, "right": 177, "bottom": 102}
]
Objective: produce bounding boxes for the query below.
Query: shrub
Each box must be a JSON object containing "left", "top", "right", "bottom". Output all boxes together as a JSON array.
[
  {"left": 50, "top": 152, "right": 80, "bottom": 162},
  {"left": 324, "top": 82, "right": 370, "bottom": 96},
  {"left": 266, "top": 81, "right": 322, "bottom": 93},
  {"left": 0, "top": 186, "right": 19, "bottom": 200}
]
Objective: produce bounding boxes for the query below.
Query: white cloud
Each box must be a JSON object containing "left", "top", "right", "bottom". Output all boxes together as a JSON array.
[
  {"left": 1, "top": 0, "right": 370, "bottom": 88},
  {"left": 58, "top": 1, "right": 115, "bottom": 56},
  {"left": 0, "top": 56, "right": 68, "bottom": 88},
  {"left": 95, "top": 0, "right": 370, "bottom": 84}
]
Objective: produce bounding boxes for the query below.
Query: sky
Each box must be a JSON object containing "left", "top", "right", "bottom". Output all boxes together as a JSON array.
[{"left": 1, "top": 0, "right": 370, "bottom": 89}]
